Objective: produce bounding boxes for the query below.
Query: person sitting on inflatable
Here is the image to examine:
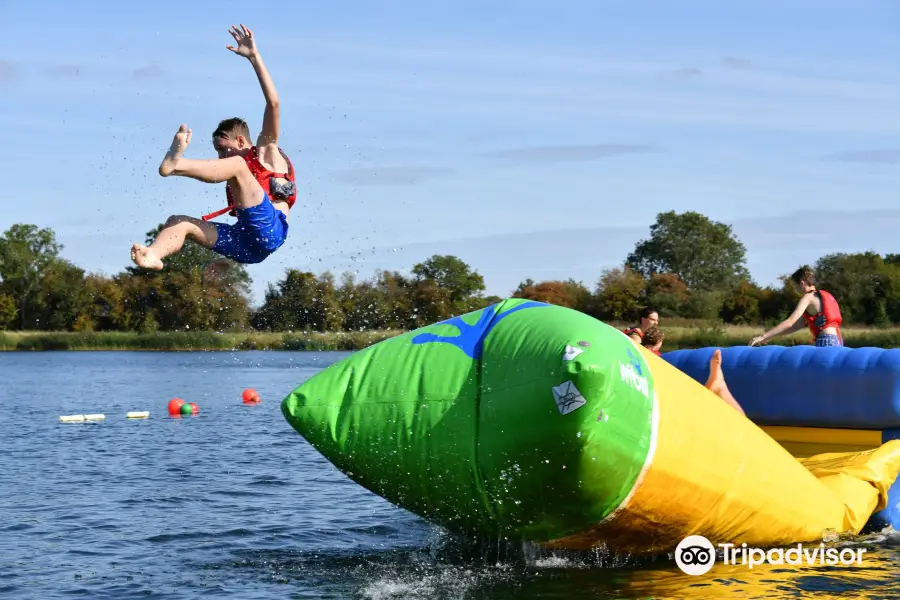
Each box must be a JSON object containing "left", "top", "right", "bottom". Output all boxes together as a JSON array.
[
  {"left": 749, "top": 266, "right": 843, "bottom": 348},
  {"left": 623, "top": 307, "right": 659, "bottom": 344},
  {"left": 641, "top": 325, "right": 664, "bottom": 356},
  {"left": 131, "top": 24, "right": 297, "bottom": 272}
]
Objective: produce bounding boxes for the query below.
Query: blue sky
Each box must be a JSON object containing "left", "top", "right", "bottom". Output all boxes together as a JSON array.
[{"left": 3, "top": 0, "right": 900, "bottom": 305}]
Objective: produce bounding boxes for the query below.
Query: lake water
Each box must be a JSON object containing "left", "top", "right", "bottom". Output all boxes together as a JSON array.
[{"left": 2, "top": 350, "right": 899, "bottom": 599}]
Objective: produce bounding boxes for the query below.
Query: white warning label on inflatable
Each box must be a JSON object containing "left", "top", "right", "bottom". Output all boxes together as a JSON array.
[
  {"left": 563, "top": 344, "right": 584, "bottom": 361},
  {"left": 552, "top": 380, "right": 587, "bottom": 415}
]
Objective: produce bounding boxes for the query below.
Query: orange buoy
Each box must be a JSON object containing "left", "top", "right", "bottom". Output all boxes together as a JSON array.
[
  {"left": 168, "top": 398, "right": 186, "bottom": 416},
  {"left": 242, "top": 388, "right": 261, "bottom": 404},
  {"left": 188, "top": 402, "right": 199, "bottom": 415}
]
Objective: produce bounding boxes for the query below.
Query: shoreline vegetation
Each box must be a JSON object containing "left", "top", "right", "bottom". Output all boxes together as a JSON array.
[
  {"left": 7, "top": 214, "right": 900, "bottom": 351},
  {"left": 5, "top": 324, "right": 900, "bottom": 352}
]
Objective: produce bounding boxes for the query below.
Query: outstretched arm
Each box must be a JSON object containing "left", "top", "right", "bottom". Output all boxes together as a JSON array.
[
  {"left": 749, "top": 295, "right": 812, "bottom": 346},
  {"left": 251, "top": 54, "right": 280, "bottom": 148},
  {"left": 785, "top": 319, "right": 809, "bottom": 335},
  {"left": 226, "top": 24, "right": 280, "bottom": 148}
]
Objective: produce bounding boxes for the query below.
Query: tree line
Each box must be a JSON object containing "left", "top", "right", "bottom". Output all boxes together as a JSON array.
[{"left": 1, "top": 211, "right": 898, "bottom": 333}]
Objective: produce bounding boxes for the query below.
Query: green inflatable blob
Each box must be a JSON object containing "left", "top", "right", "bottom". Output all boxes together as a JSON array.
[{"left": 281, "top": 299, "right": 657, "bottom": 542}]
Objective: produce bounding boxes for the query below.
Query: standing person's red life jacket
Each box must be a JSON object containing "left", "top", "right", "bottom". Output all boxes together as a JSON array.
[
  {"left": 202, "top": 146, "right": 297, "bottom": 221},
  {"left": 802, "top": 289, "right": 843, "bottom": 344},
  {"left": 623, "top": 326, "right": 643, "bottom": 341}
]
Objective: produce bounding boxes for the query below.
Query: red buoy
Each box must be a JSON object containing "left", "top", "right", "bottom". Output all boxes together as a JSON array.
[
  {"left": 189, "top": 402, "right": 199, "bottom": 415},
  {"left": 168, "top": 398, "right": 186, "bottom": 416},
  {"left": 242, "top": 388, "right": 261, "bottom": 404}
]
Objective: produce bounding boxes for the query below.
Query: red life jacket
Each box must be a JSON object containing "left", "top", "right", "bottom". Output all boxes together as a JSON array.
[
  {"left": 802, "top": 289, "right": 843, "bottom": 343},
  {"left": 202, "top": 146, "right": 297, "bottom": 221},
  {"left": 623, "top": 327, "right": 643, "bottom": 341},
  {"left": 650, "top": 347, "right": 661, "bottom": 356}
]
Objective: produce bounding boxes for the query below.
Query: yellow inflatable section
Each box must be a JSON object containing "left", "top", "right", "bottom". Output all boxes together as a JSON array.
[{"left": 545, "top": 346, "right": 900, "bottom": 554}]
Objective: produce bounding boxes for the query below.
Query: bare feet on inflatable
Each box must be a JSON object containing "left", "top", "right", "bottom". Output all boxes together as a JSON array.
[
  {"left": 158, "top": 124, "right": 192, "bottom": 177},
  {"left": 131, "top": 243, "right": 164, "bottom": 270},
  {"left": 705, "top": 349, "right": 746, "bottom": 416},
  {"left": 704, "top": 349, "right": 726, "bottom": 393}
]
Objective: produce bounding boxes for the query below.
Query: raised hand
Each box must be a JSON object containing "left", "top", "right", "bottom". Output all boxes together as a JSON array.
[{"left": 226, "top": 24, "right": 258, "bottom": 59}]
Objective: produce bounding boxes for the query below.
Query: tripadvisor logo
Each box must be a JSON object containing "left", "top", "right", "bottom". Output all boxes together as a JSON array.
[
  {"left": 675, "top": 536, "right": 716, "bottom": 576},
  {"left": 675, "top": 535, "right": 867, "bottom": 576}
]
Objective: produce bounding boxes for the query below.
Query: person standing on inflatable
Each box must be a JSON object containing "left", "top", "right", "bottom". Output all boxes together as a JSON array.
[
  {"left": 131, "top": 24, "right": 297, "bottom": 271},
  {"left": 623, "top": 307, "right": 659, "bottom": 344},
  {"left": 749, "top": 266, "right": 843, "bottom": 348}
]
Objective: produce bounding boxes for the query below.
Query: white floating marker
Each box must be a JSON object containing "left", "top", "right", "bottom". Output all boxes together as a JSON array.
[
  {"left": 126, "top": 411, "right": 150, "bottom": 419},
  {"left": 59, "top": 414, "right": 85, "bottom": 423},
  {"left": 84, "top": 414, "right": 106, "bottom": 421}
]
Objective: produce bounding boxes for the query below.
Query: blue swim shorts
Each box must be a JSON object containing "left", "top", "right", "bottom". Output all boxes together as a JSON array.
[
  {"left": 211, "top": 194, "right": 289, "bottom": 264},
  {"left": 815, "top": 333, "right": 843, "bottom": 347}
]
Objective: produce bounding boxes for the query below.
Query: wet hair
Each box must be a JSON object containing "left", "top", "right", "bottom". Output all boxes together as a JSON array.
[
  {"left": 791, "top": 266, "right": 816, "bottom": 286},
  {"left": 642, "top": 326, "right": 664, "bottom": 348},
  {"left": 213, "top": 117, "right": 251, "bottom": 141},
  {"left": 639, "top": 306, "right": 658, "bottom": 320}
]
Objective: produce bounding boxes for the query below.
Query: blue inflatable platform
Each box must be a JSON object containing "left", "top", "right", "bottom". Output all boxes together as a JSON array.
[{"left": 663, "top": 345, "right": 900, "bottom": 532}]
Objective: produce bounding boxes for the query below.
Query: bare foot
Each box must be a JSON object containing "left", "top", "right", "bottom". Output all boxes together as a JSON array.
[
  {"left": 158, "top": 124, "right": 192, "bottom": 177},
  {"left": 705, "top": 349, "right": 726, "bottom": 394},
  {"left": 131, "top": 243, "right": 165, "bottom": 270},
  {"left": 705, "top": 349, "right": 746, "bottom": 416}
]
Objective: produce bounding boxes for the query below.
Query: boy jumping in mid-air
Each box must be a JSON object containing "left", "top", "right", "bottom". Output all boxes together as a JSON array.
[
  {"left": 749, "top": 266, "right": 843, "bottom": 348},
  {"left": 131, "top": 24, "right": 297, "bottom": 271}
]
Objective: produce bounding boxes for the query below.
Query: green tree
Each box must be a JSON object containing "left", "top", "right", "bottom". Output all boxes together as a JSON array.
[
  {"left": 33, "top": 259, "right": 91, "bottom": 331},
  {"left": 512, "top": 278, "right": 536, "bottom": 296},
  {"left": 720, "top": 279, "right": 762, "bottom": 325},
  {"left": 83, "top": 274, "right": 134, "bottom": 331},
  {"left": 407, "top": 279, "right": 453, "bottom": 329},
  {"left": 681, "top": 290, "right": 724, "bottom": 320},
  {"left": 626, "top": 211, "right": 750, "bottom": 291},
  {"left": 757, "top": 276, "right": 798, "bottom": 326},
  {"left": 0, "top": 224, "right": 63, "bottom": 329},
  {"left": 512, "top": 279, "right": 591, "bottom": 310},
  {"left": 373, "top": 270, "right": 415, "bottom": 329},
  {"left": 253, "top": 270, "right": 343, "bottom": 332},
  {"left": 411, "top": 255, "right": 485, "bottom": 308},
  {"left": 562, "top": 279, "right": 592, "bottom": 313},
  {"left": 592, "top": 266, "right": 647, "bottom": 321},
  {"left": 336, "top": 272, "right": 396, "bottom": 331},
  {"left": 814, "top": 253, "right": 895, "bottom": 325},
  {"left": 645, "top": 273, "right": 690, "bottom": 317},
  {"left": 0, "top": 294, "right": 16, "bottom": 330}
]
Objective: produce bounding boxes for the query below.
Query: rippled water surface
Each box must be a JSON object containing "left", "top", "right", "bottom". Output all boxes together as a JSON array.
[{"left": 2, "top": 351, "right": 899, "bottom": 599}]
